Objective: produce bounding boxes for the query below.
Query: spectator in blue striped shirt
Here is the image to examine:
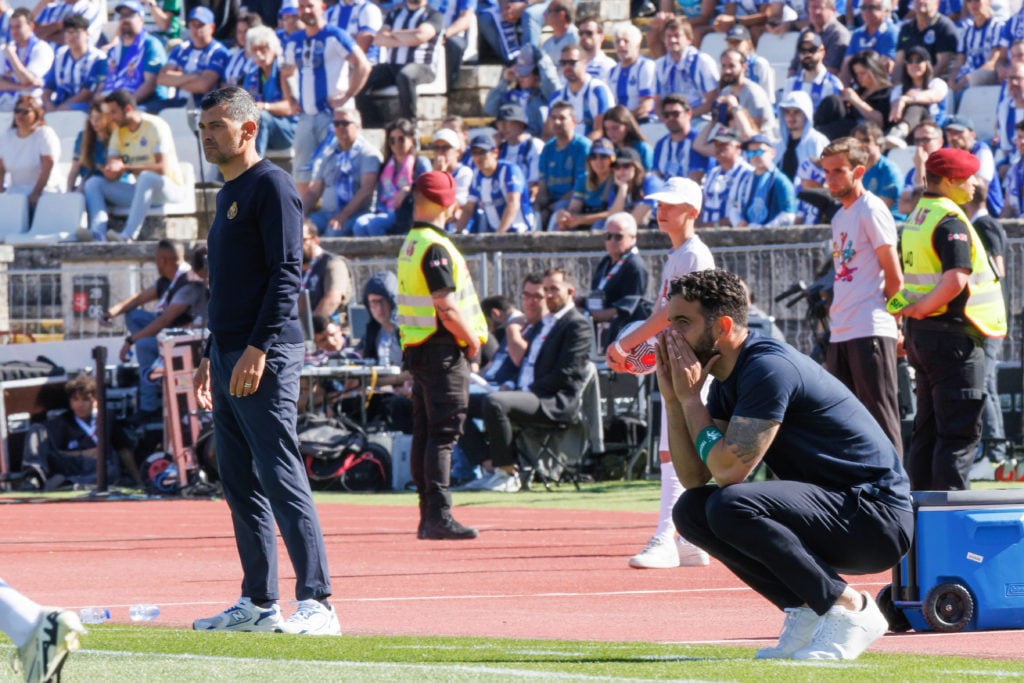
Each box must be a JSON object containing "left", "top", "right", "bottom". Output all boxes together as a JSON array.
[
  {"left": 326, "top": 0, "right": 383, "bottom": 61},
  {"left": 458, "top": 133, "right": 535, "bottom": 233},
  {"left": 429, "top": 0, "right": 476, "bottom": 87},
  {"left": 156, "top": 7, "right": 229, "bottom": 111},
  {"left": 951, "top": 0, "right": 1003, "bottom": 94},
  {"left": 655, "top": 17, "right": 718, "bottom": 118},
  {"left": 242, "top": 25, "right": 298, "bottom": 157},
  {"left": 0, "top": 9, "right": 55, "bottom": 111},
  {"left": 495, "top": 103, "right": 543, "bottom": 203},
  {"left": 0, "top": 0, "right": 11, "bottom": 45},
  {"left": 607, "top": 22, "right": 656, "bottom": 123},
  {"left": 650, "top": 94, "right": 709, "bottom": 183},
  {"left": 577, "top": 16, "right": 614, "bottom": 83},
  {"left": 42, "top": 14, "right": 104, "bottom": 111},
  {"left": 223, "top": 11, "right": 260, "bottom": 87},
  {"left": 694, "top": 126, "right": 754, "bottom": 226},
  {"left": 33, "top": 0, "right": 100, "bottom": 47},
  {"left": 548, "top": 44, "right": 613, "bottom": 139},
  {"left": 781, "top": 31, "right": 844, "bottom": 110}
]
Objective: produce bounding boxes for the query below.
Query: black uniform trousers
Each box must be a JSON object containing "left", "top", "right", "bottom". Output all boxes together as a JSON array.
[
  {"left": 675, "top": 481, "right": 913, "bottom": 615},
  {"left": 406, "top": 340, "right": 468, "bottom": 520},
  {"left": 904, "top": 318, "right": 986, "bottom": 490}
]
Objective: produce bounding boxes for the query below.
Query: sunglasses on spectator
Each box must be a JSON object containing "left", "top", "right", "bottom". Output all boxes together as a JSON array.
[
  {"left": 333, "top": 120, "right": 354, "bottom": 127},
  {"left": 907, "top": 57, "right": 927, "bottom": 64},
  {"left": 431, "top": 144, "right": 453, "bottom": 152},
  {"left": 798, "top": 47, "right": 818, "bottom": 54},
  {"left": 579, "top": 30, "right": 595, "bottom": 37},
  {"left": 559, "top": 59, "right": 580, "bottom": 66},
  {"left": 588, "top": 154, "right": 612, "bottom": 161},
  {"left": 745, "top": 148, "right": 767, "bottom": 158},
  {"left": 662, "top": 110, "right": 683, "bottom": 118},
  {"left": 604, "top": 233, "right": 626, "bottom": 241},
  {"left": 612, "top": 162, "right": 634, "bottom": 169},
  {"left": 13, "top": 108, "right": 31, "bottom": 115}
]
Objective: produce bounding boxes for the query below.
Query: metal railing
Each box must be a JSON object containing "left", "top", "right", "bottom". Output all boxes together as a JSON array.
[{"left": 5, "top": 241, "right": 1022, "bottom": 360}]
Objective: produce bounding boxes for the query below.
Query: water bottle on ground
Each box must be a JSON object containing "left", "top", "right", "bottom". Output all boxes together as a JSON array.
[
  {"left": 129, "top": 604, "right": 160, "bottom": 622},
  {"left": 79, "top": 607, "right": 110, "bottom": 624}
]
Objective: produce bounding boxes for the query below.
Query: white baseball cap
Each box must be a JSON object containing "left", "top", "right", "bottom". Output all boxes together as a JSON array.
[
  {"left": 645, "top": 177, "right": 703, "bottom": 212},
  {"left": 432, "top": 128, "right": 462, "bottom": 149}
]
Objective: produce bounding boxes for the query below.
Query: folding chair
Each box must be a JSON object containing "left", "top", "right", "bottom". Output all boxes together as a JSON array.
[{"left": 515, "top": 362, "right": 602, "bottom": 490}]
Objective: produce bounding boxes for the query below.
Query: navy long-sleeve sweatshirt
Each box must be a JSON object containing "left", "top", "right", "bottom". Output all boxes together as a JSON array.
[{"left": 206, "top": 159, "right": 304, "bottom": 353}]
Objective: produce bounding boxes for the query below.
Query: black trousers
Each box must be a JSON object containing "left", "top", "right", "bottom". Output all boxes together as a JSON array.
[
  {"left": 481, "top": 390, "right": 551, "bottom": 467},
  {"left": 904, "top": 319, "right": 986, "bottom": 490},
  {"left": 406, "top": 342, "right": 468, "bottom": 521},
  {"left": 355, "top": 62, "right": 436, "bottom": 123},
  {"left": 826, "top": 336, "right": 903, "bottom": 458},
  {"left": 674, "top": 482, "right": 913, "bottom": 615}
]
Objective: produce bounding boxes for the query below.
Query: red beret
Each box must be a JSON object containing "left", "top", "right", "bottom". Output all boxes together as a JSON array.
[
  {"left": 924, "top": 148, "right": 980, "bottom": 180},
  {"left": 414, "top": 171, "right": 456, "bottom": 207}
]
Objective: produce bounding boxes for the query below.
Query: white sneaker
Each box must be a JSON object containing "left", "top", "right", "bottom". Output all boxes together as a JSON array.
[
  {"left": 755, "top": 607, "right": 819, "bottom": 659},
  {"left": 676, "top": 538, "right": 710, "bottom": 567},
  {"left": 276, "top": 599, "right": 341, "bottom": 635},
  {"left": 628, "top": 535, "right": 679, "bottom": 568},
  {"left": 12, "top": 608, "right": 85, "bottom": 683},
  {"left": 193, "top": 597, "right": 282, "bottom": 632},
  {"left": 479, "top": 469, "right": 521, "bottom": 493},
  {"left": 792, "top": 592, "right": 888, "bottom": 660}
]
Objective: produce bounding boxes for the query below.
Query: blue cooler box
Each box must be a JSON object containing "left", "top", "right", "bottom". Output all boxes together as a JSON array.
[{"left": 880, "top": 490, "right": 1024, "bottom": 633}]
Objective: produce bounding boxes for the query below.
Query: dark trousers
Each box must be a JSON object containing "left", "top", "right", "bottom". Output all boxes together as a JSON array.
[
  {"left": 356, "top": 62, "right": 436, "bottom": 123},
  {"left": 674, "top": 482, "right": 913, "bottom": 615},
  {"left": 904, "top": 320, "right": 985, "bottom": 490},
  {"left": 445, "top": 34, "right": 466, "bottom": 88},
  {"left": 210, "top": 340, "right": 332, "bottom": 602},
  {"left": 981, "top": 336, "right": 1006, "bottom": 460},
  {"left": 481, "top": 390, "right": 549, "bottom": 467},
  {"left": 406, "top": 342, "right": 468, "bottom": 521},
  {"left": 826, "top": 336, "right": 903, "bottom": 457},
  {"left": 458, "top": 392, "right": 490, "bottom": 467}
]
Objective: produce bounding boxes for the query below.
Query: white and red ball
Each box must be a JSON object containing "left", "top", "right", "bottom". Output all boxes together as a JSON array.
[{"left": 616, "top": 321, "right": 658, "bottom": 376}]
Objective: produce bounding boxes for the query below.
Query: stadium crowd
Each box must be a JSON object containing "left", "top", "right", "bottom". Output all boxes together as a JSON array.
[{"left": 2, "top": 0, "right": 1024, "bottom": 238}]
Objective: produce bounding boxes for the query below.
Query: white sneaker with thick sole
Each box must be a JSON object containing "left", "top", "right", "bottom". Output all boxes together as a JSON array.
[
  {"left": 480, "top": 469, "right": 521, "bottom": 493},
  {"left": 193, "top": 597, "right": 282, "bottom": 632},
  {"left": 12, "top": 608, "right": 85, "bottom": 683},
  {"left": 628, "top": 535, "right": 679, "bottom": 568},
  {"left": 792, "top": 592, "right": 888, "bottom": 660},
  {"left": 276, "top": 600, "right": 341, "bottom": 635},
  {"left": 676, "top": 538, "right": 710, "bottom": 567},
  {"left": 755, "top": 607, "right": 820, "bottom": 659}
]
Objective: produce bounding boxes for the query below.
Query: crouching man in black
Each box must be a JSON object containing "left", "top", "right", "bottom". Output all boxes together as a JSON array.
[
  {"left": 659, "top": 269, "right": 913, "bottom": 661},
  {"left": 20, "top": 374, "right": 140, "bottom": 490}
]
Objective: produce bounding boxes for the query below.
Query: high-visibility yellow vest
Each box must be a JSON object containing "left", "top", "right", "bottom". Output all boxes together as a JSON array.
[
  {"left": 396, "top": 226, "right": 488, "bottom": 349},
  {"left": 900, "top": 195, "right": 1007, "bottom": 337}
]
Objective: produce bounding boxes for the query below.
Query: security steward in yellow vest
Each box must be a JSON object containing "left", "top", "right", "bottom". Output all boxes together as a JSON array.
[
  {"left": 397, "top": 171, "right": 489, "bottom": 540},
  {"left": 894, "top": 148, "right": 1007, "bottom": 491}
]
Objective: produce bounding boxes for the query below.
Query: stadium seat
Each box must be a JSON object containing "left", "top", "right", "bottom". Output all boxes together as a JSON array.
[
  {"left": 699, "top": 32, "right": 728, "bottom": 60},
  {"left": 756, "top": 31, "right": 800, "bottom": 65},
  {"left": 162, "top": 107, "right": 196, "bottom": 138},
  {"left": 956, "top": 85, "right": 1000, "bottom": 145},
  {"left": 640, "top": 121, "right": 668, "bottom": 145},
  {"left": 174, "top": 136, "right": 219, "bottom": 185},
  {"left": 0, "top": 194, "right": 30, "bottom": 240},
  {"left": 46, "top": 110, "right": 87, "bottom": 164},
  {"left": 109, "top": 162, "right": 197, "bottom": 218},
  {"left": 886, "top": 146, "right": 916, "bottom": 180},
  {"left": 7, "top": 191, "right": 84, "bottom": 244}
]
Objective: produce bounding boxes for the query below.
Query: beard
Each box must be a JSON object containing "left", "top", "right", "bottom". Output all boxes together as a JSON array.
[
  {"left": 719, "top": 73, "right": 739, "bottom": 88},
  {"left": 691, "top": 325, "right": 720, "bottom": 366}
]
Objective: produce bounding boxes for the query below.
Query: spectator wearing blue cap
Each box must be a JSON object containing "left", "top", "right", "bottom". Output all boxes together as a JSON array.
[
  {"left": 154, "top": 6, "right": 229, "bottom": 111},
  {"left": 276, "top": 0, "right": 300, "bottom": 45},
  {"left": 457, "top": 133, "right": 535, "bottom": 233},
  {"left": 734, "top": 134, "right": 796, "bottom": 227},
  {"left": 553, "top": 137, "right": 616, "bottom": 231},
  {"left": 100, "top": 0, "right": 169, "bottom": 108},
  {"left": 0, "top": 9, "right": 54, "bottom": 111}
]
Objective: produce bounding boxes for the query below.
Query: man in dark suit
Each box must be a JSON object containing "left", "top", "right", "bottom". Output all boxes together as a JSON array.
[{"left": 478, "top": 267, "right": 594, "bottom": 492}]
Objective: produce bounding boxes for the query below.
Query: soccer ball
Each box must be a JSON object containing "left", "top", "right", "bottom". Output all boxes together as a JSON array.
[{"left": 616, "top": 321, "right": 658, "bottom": 376}]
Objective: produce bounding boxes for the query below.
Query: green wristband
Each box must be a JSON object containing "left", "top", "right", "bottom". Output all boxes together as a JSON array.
[{"left": 695, "top": 426, "right": 724, "bottom": 464}]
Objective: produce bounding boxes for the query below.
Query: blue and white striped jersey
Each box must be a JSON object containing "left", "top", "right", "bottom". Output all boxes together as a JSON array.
[
  {"left": 651, "top": 129, "right": 709, "bottom": 180},
  {"left": 957, "top": 16, "right": 1004, "bottom": 75},
  {"left": 469, "top": 160, "right": 535, "bottom": 233},
  {"left": 46, "top": 44, "right": 105, "bottom": 105},
  {"left": 548, "top": 76, "right": 614, "bottom": 137},
  {"left": 780, "top": 69, "right": 844, "bottom": 110},
  {"left": 607, "top": 56, "right": 657, "bottom": 111},
  {"left": 700, "top": 160, "right": 754, "bottom": 226},
  {"left": 498, "top": 136, "right": 544, "bottom": 184},
  {"left": 326, "top": 0, "right": 383, "bottom": 62},
  {"left": 284, "top": 26, "right": 359, "bottom": 115},
  {"left": 655, "top": 46, "right": 718, "bottom": 111}
]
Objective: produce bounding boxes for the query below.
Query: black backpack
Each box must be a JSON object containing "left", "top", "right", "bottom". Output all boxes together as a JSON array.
[{"left": 297, "top": 415, "right": 392, "bottom": 492}]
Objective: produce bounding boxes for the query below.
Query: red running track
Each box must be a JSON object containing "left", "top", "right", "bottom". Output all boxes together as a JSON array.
[{"left": 0, "top": 497, "right": 1019, "bottom": 659}]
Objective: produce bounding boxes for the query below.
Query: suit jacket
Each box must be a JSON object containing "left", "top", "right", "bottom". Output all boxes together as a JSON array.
[{"left": 527, "top": 307, "right": 594, "bottom": 423}]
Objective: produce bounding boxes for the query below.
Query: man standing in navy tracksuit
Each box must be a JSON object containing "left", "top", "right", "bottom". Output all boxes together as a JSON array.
[{"left": 192, "top": 86, "right": 337, "bottom": 636}]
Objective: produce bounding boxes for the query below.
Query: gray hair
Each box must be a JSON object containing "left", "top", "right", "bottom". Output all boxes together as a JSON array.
[
  {"left": 245, "top": 25, "right": 282, "bottom": 58},
  {"left": 200, "top": 86, "right": 259, "bottom": 124},
  {"left": 605, "top": 211, "right": 637, "bottom": 235},
  {"left": 612, "top": 22, "right": 641, "bottom": 45}
]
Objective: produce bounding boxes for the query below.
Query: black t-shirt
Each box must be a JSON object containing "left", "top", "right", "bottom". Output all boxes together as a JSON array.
[
  {"left": 707, "top": 336, "right": 911, "bottom": 510},
  {"left": 897, "top": 15, "right": 959, "bottom": 61},
  {"left": 972, "top": 214, "right": 1007, "bottom": 261},
  {"left": 929, "top": 210, "right": 974, "bottom": 323}
]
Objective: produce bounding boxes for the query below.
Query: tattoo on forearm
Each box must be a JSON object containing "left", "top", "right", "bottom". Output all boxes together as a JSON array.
[{"left": 723, "top": 416, "right": 775, "bottom": 465}]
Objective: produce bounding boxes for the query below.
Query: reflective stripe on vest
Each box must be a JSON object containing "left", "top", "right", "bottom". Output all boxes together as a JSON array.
[
  {"left": 396, "top": 227, "right": 489, "bottom": 349},
  {"left": 901, "top": 195, "right": 1007, "bottom": 337}
]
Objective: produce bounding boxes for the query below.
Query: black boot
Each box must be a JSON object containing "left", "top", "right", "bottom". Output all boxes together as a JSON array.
[{"left": 420, "top": 516, "right": 479, "bottom": 540}]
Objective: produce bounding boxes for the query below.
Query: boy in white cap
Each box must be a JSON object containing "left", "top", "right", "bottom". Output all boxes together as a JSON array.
[{"left": 606, "top": 176, "right": 714, "bottom": 569}]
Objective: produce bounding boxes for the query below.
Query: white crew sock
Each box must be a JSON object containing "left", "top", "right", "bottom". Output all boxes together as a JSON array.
[
  {"left": 655, "top": 459, "right": 685, "bottom": 538},
  {"left": 0, "top": 579, "right": 43, "bottom": 648}
]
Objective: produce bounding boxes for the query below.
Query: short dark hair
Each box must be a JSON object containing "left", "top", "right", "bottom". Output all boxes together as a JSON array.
[
  {"left": 12, "top": 7, "right": 33, "bottom": 23},
  {"left": 550, "top": 100, "right": 575, "bottom": 119},
  {"left": 481, "top": 295, "right": 513, "bottom": 317},
  {"left": 542, "top": 266, "right": 574, "bottom": 289},
  {"left": 200, "top": 86, "right": 259, "bottom": 124},
  {"left": 668, "top": 270, "right": 748, "bottom": 327},
  {"left": 63, "top": 13, "right": 89, "bottom": 31},
  {"left": 522, "top": 273, "right": 543, "bottom": 288},
  {"left": 65, "top": 373, "right": 97, "bottom": 400},
  {"left": 157, "top": 238, "right": 184, "bottom": 260},
  {"left": 103, "top": 88, "right": 137, "bottom": 110},
  {"left": 851, "top": 121, "right": 884, "bottom": 145},
  {"left": 312, "top": 314, "right": 331, "bottom": 335},
  {"left": 661, "top": 93, "right": 690, "bottom": 113},
  {"left": 191, "top": 245, "right": 208, "bottom": 273}
]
